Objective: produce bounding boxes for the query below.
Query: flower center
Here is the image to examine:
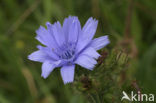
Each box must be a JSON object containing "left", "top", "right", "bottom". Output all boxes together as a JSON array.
[
  {"left": 60, "top": 49, "right": 74, "bottom": 59},
  {"left": 58, "top": 43, "right": 76, "bottom": 60}
]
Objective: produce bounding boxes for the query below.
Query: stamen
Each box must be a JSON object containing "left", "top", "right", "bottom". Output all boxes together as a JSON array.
[{"left": 57, "top": 42, "right": 76, "bottom": 60}]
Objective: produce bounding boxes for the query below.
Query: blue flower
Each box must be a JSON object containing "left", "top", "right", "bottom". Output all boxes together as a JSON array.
[{"left": 28, "top": 16, "right": 110, "bottom": 84}]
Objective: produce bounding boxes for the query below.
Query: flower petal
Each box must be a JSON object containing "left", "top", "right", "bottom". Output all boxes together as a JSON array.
[
  {"left": 52, "top": 21, "right": 65, "bottom": 46},
  {"left": 76, "top": 17, "right": 98, "bottom": 53},
  {"left": 35, "top": 26, "right": 57, "bottom": 49},
  {"left": 63, "top": 16, "right": 81, "bottom": 43},
  {"left": 28, "top": 50, "right": 50, "bottom": 62},
  {"left": 63, "top": 16, "right": 75, "bottom": 41},
  {"left": 75, "top": 55, "right": 97, "bottom": 70},
  {"left": 41, "top": 61, "right": 55, "bottom": 78},
  {"left": 82, "top": 17, "right": 98, "bottom": 40},
  {"left": 81, "top": 47, "right": 100, "bottom": 59},
  {"left": 90, "top": 35, "right": 110, "bottom": 50},
  {"left": 37, "top": 45, "right": 59, "bottom": 60},
  {"left": 60, "top": 65, "right": 75, "bottom": 84}
]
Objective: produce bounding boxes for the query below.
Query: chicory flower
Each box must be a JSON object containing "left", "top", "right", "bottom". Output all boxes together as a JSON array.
[{"left": 28, "top": 16, "right": 110, "bottom": 84}]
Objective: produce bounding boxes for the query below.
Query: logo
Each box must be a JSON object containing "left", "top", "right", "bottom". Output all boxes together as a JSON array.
[{"left": 121, "top": 91, "right": 155, "bottom": 102}]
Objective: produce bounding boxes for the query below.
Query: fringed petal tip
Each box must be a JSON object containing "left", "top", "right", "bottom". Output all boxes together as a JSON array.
[
  {"left": 46, "top": 22, "right": 52, "bottom": 27},
  {"left": 91, "top": 35, "right": 110, "bottom": 50},
  {"left": 105, "top": 35, "right": 110, "bottom": 43},
  {"left": 35, "top": 26, "right": 44, "bottom": 34},
  {"left": 63, "top": 80, "right": 74, "bottom": 84},
  {"left": 28, "top": 51, "right": 39, "bottom": 61},
  {"left": 28, "top": 54, "right": 36, "bottom": 61},
  {"left": 41, "top": 74, "right": 48, "bottom": 79},
  {"left": 28, "top": 54, "right": 32, "bottom": 60}
]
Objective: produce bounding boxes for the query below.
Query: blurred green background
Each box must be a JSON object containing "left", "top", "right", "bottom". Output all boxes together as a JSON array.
[{"left": 0, "top": 0, "right": 156, "bottom": 103}]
